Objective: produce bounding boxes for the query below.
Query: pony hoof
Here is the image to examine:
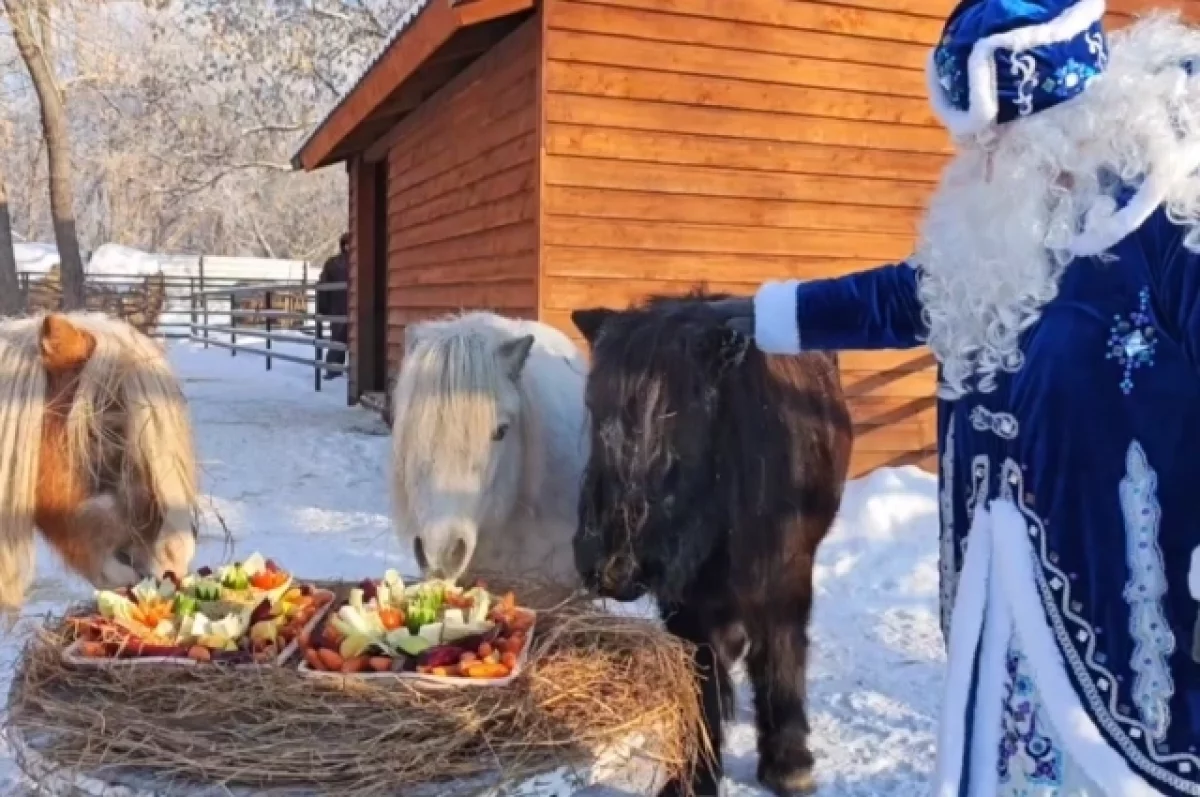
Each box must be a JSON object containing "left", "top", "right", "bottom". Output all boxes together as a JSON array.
[{"left": 758, "top": 763, "right": 817, "bottom": 797}]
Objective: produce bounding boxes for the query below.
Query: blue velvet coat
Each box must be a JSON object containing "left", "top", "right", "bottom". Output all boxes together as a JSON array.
[{"left": 757, "top": 206, "right": 1200, "bottom": 795}]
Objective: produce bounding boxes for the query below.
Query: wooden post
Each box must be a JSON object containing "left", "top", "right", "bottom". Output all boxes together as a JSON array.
[
  {"left": 189, "top": 276, "right": 197, "bottom": 339},
  {"left": 199, "top": 257, "right": 209, "bottom": 349},
  {"left": 230, "top": 291, "right": 237, "bottom": 356},
  {"left": 314, "top": 317, "right": 323, "bottom": 392},
  {"left": 265, "top": 290, "right": 273, "bottom": 371}
]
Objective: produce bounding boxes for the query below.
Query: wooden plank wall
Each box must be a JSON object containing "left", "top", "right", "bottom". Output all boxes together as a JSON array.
[
  {"left": 537, "top": 0, "right": 1200, "bottom": 478},
  {"left": 381, "top": 16, "right": 542, "bottom": 372}
]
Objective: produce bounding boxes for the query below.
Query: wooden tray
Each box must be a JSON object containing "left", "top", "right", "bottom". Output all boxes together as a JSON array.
[
  {"left": 60, "top": 588, "right": 335, "bottom": 670},
  {"left": 296, "top": 607, "right": 537, "bottom": 688}
]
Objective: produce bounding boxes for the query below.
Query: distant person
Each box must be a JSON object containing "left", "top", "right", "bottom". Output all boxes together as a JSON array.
[{"left": 317, "top": 233, "right": 348, "bottom": 379}]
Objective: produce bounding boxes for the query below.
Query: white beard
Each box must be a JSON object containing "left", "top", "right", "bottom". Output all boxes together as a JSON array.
[{"left": 912, "top": 12, "right": 1200, "bottom": 400}]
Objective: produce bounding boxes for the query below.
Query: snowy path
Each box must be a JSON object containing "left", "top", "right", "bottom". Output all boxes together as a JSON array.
[{"left": 0, "top": 341, "right": 946, "bottom": 795}]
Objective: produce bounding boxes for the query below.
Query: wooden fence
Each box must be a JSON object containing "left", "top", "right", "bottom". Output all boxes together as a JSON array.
[{"left": 188, "top": 281, "right": 350, "bottom": 394}]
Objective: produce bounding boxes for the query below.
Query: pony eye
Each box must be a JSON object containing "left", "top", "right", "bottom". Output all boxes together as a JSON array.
[{"left": 492, "top": 423, "right": 510, "bottom": 442}]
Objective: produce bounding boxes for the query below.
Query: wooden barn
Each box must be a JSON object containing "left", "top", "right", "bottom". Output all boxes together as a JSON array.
[{"left": 293, "top": 0, "right": 1197, "bottom": 478}]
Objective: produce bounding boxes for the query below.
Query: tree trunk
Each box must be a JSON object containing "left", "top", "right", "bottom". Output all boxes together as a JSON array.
[
  {"left": 0, "top": 168, "right": 19, "bottom": 317},
  {"left": 5, "top": 0, "right": 85, "bottom": 310}
]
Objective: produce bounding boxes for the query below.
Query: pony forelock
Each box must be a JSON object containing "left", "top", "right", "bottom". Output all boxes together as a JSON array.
[
  {"left": 389, "top": 314, "right": 530, "bottom": 532},
  {"left": 70, "top": 313, "right": 198, "bottom": 557}
]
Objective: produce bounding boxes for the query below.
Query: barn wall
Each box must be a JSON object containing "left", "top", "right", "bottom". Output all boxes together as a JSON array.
[
  {"left": 537, "top": 0, "right": 1200, "bottom": 478},
  {"left": 539, "top": 0, "right": 950, "bottom": 477},
  {"left": 382, "top": 16, "right": 542, "bottom": 374}
]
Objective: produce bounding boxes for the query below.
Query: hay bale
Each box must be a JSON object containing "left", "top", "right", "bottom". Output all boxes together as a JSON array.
[{"left": 3, "top": 579, "right": 707, "bottom": 797}]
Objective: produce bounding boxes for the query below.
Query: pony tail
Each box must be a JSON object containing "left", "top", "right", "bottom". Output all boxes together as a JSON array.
[{"left": 0, "top": 321, "right": 46, "bottom": 609}]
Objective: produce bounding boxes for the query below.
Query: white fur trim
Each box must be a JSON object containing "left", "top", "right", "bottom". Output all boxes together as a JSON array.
[
  {"left": 990, "top": 499, "right": 1166, "bottom": 797},
  {"left": 753, "top": 280, "right": 802, "bottom": 355},
  {"left": 933, "top": 504, "right": 993, "bottom": 796},
  {"left": 1189, "top": 545, "right": 1200, "bottom": 601},
  {"left": 1070, "top": 142, "right": 1200, "bottom": 256},
  {"left": 926, "top": 0, "right": 1108, "bottom": 137},
  {"left": 969, "top": 540, "right": 1012, "bottom": 797}
]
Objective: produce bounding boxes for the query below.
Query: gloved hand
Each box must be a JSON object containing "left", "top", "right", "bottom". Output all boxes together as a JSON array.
[{"left": 705, "top": 297, "right": 754, "bottom": 339}]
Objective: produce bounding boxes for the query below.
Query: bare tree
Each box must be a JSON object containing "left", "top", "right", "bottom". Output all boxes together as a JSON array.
[
  {"left": 3, "top": 0, "right": 84, "bottom": 308},
  {"left": 0, "top": 169, "right": 19, "bottom": 316}
]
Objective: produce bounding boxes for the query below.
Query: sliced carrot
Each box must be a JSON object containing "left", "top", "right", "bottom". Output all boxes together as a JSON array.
[
  {"left": 368, "top": 656, "right": 392, "bottom": 672},
  {"left": 341, "top": 656, "right": 367, "bottom": 673},
  {"left": 378, "top": 607, "right": 403, "bottom": 631},
  {"left": 465, "top": 662, "right": 509, "bottom": 679},
  {"left": 317, "top": 648, "right": 344, "bottom": 671},
  {"left": 304, "top": 649, "right": 324, "bottom": 671}
]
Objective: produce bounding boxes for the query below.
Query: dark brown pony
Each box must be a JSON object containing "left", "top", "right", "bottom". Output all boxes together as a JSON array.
[{"left": 572, "top": 291, "right": 852, "bottom": 797}]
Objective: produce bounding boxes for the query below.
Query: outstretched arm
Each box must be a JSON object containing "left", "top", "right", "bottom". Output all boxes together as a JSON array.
[{"left": 751, "top": 261, "right": 927, "bottom": 355}]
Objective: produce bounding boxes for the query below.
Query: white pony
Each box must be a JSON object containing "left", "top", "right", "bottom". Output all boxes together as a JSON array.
[{"left": 389, "top": 311, "right": 588, "bottom": 587}]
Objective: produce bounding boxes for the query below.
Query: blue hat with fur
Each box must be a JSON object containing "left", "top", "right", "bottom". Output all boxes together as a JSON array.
[{"left": 928, "top": 0, "right": 1109, "bottom": 137}]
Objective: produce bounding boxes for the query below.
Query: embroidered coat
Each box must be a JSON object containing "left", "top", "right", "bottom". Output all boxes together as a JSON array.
[{"left": 756, "top": 205, "right": 1200, "bottom": 796}]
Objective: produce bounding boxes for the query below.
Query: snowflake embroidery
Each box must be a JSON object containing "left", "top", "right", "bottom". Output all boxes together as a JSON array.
[
  {"left": 1106, "top": 287, "right": 1158, "bottom": 395},
  {"left": 999, "top": 643, "right": 1065, "bottom": 787},
  {"left": 1041, "top": 58, "right": 1100, "bottom": 99}
]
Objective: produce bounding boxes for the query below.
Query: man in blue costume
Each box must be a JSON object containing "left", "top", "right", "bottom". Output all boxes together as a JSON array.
[{"left": 712, "top": 1, "right": 1200, "bottom": 795}]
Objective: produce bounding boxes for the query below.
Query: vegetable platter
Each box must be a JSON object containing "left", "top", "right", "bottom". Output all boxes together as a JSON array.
[
  {"left": 62, "top": 553, "right": 335, "bottom": 668},
  {"left": 297, "top": 571, "right": 537, "bottom": 686}
]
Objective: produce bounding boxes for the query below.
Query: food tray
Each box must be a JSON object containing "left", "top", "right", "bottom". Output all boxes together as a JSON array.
[
  {"left": 296, "top": 607, "right": 537, "bottom": 688},
  {"left": 60, "top": 588, "right": 336, "bottom": 670}
]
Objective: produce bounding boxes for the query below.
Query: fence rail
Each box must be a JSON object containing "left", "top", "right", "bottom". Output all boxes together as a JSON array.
[
  {"left": 16, "top": 262, "right": 349, "bottom": 396},
  {"left": 188, "top": 281, "right": 349, "bottom": 393}
]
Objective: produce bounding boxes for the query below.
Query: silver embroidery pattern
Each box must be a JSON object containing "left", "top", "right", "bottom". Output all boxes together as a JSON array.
[
  {"left": 1002, "top": 459, "right": 1200, "bottom": 792},
  {"left": 970, "top": 406, "right": 1020, "bottom": 440},
  {"left": 939, "top": 424, "right": 957, "bottom": 641},
  {"left": 962, "top": 455, "right": 990, "bottom": 560},
  {"left": 1012, "top": 53, "right": 1038, "bottom": 117},
  {"left": 1121, "top": 441, "right": 1175, "bottom": 742}
]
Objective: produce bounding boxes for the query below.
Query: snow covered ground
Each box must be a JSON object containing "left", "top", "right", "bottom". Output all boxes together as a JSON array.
[{"left": 0, "top": 340, "right": 945, "bottom": 795}]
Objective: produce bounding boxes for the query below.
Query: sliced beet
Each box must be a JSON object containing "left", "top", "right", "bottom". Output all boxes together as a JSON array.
[
  {"left": 299, "top": 584, "right": 314, "bottom": 597},
  {"left": 197, "top": 566, "right": 213, "bottom": 577},
  {"left": 249, "top": 598, "right": 274, "bottom": 625},
  {"left": 265, "top": 558, "right": 280, "bottom": 573},
  {"left": 418, "top": 645, "right": 463, "bottom": 669},
  {"left": 359, "top": 579, "right": 378, "bottom": 603}
]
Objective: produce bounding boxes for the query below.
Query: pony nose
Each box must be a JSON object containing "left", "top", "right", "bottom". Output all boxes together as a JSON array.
[{"left": 413, "top": 532, "right": 472, "bottom": 579}]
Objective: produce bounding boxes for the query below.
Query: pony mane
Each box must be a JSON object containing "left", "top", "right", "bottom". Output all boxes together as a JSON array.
[
  {"left": 0, "top": 312, "right": 198, "bottom": 607},
  {"left": 0, "top": 318, "right": 47, "bottom": 607}
]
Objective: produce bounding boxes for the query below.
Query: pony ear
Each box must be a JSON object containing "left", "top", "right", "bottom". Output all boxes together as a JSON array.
[
  {"left": 40, "top": 314, "right": 95, "bottom": 373},
  {"left": 571, "top": 308, "right": 614, "bottom": 344},
  {"left": 707, "top": 325, "right": 750, "bottom": 376},
  {"left": 497, "top": 334, "right": 535, "bottom": 380}
]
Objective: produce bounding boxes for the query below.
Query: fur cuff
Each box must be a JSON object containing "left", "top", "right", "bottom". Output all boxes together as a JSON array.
[{"left": 753, "top": 280, "right": 801, "bottom": 355}]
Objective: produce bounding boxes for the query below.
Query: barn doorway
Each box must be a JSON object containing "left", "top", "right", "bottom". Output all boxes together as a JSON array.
[{"left": 370, "top": 162, "right": 389, "bottom": 394}]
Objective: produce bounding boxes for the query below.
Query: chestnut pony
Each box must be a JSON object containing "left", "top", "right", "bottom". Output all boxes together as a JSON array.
[
  {"left": 572, "top": 293, "right": 852, "bottom": 797},
  {"left": 0, "top": 312, "right": 199, "bottom": 609}
]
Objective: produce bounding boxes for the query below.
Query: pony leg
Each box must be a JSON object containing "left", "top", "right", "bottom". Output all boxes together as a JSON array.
[
  {"left": 746, "top": 616, "right": 817, "bottom": 797},
  {"left": 658, "top": 603, "right": 727, "bottom": 797}
]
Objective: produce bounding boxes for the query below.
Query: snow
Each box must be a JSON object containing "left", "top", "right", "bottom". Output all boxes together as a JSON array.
[{"left": 0, "top": 341, "right": 946, "bottom": 795}]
